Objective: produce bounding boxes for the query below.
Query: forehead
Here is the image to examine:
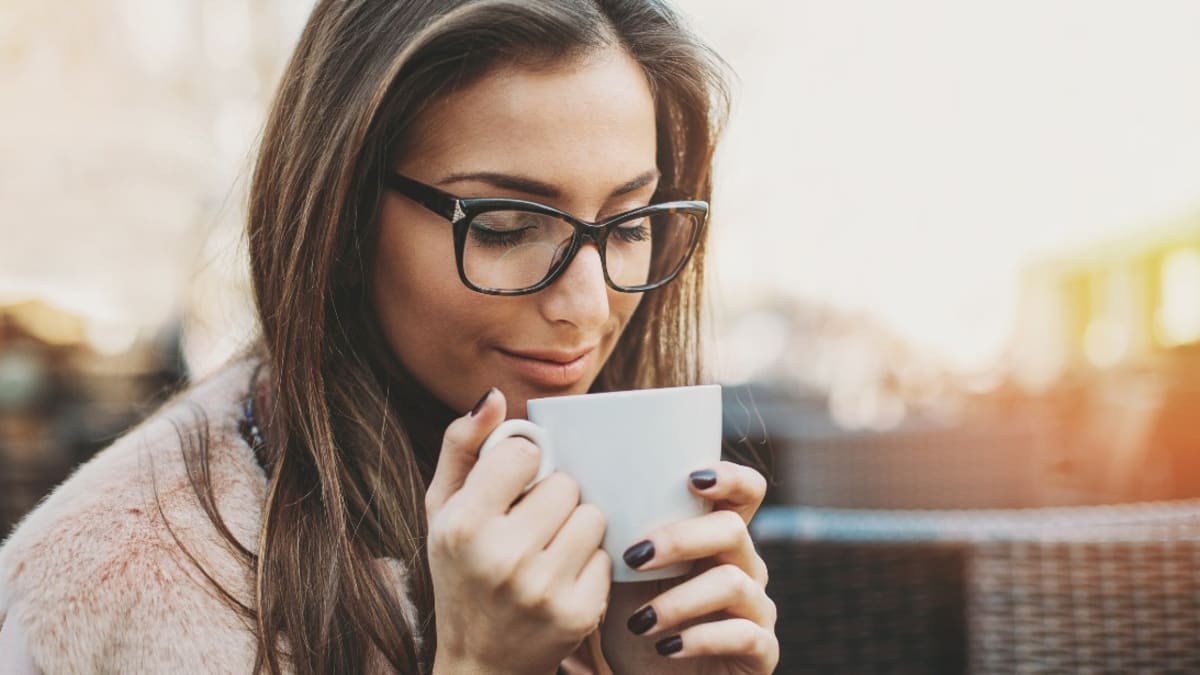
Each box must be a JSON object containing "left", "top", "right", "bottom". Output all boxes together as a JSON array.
[{"left": 402, "top": 47, "right": 658, "bottom": 187}]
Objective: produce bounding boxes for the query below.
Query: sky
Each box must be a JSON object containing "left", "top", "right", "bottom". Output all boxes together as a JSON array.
[{"left": 682, "top": 0, "right": 1200, "bottom": 371}]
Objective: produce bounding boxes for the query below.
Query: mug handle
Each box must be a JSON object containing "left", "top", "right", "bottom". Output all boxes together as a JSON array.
[{"left": 478, "top": 419, "right": 555, "bottom": 491}]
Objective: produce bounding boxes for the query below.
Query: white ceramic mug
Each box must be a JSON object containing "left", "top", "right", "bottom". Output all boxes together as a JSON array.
[{"left": 478, "top": 384, "right": 722, "bottom": 583}]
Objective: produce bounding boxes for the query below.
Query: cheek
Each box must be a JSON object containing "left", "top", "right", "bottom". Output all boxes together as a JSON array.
[
  {"left": 372, "top": 218, "right": 454, "bottom": 324},
  {"left": 371, "top": 217, "right": 468, "bottom": 362},
  {"left": 608, "top": 289, "right": 644, "bottom": 342},
  {"left": 370, "top": 217, "right": 511, "bottom": 408}
]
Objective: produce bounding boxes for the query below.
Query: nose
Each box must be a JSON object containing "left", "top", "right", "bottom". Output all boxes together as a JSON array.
[{"left": 538, "top": 242, "right": 610, "bottom": 331}]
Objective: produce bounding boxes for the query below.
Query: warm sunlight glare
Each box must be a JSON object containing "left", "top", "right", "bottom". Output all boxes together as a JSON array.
[{"left": 1156, "top": 248, "right": 1200, "bottom": 347}]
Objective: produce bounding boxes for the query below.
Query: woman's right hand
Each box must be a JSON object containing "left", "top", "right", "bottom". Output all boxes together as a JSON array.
[{"left": 424, "top": 388, "right": 612, "bottom": 675}]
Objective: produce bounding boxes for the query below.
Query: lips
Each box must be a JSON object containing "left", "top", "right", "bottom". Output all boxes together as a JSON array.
[
  {"left": 503, "top": 347, "right": 595, "bottom": 364},
  {"left": 496, "top": 345, "right": 597, "bottom": 389}
]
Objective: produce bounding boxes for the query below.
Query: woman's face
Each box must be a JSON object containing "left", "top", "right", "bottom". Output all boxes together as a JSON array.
[{"left": 373, "top": 47, "right": 657, "bottom": 419}]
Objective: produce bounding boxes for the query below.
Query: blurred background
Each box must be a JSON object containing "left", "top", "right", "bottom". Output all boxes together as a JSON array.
[{"left": 3, "top": 0, "right": 1200, "bottom": 533}]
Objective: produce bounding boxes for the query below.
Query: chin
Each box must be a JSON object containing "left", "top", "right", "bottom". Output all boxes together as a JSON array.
[
  {"left": 506, "top": 380, "right": 598, "bottom": 420},
  {"left": 502, "top": 395, "right": 527, "bottom": 420}
]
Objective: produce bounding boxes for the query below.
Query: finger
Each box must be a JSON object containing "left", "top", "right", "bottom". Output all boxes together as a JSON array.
[
  {"left": 652, "top": 618, "right": 778, "bottom": 668},
  {"left": 625, "top": 564, "right": 774, "bottom": 637},
  {"left": 425, "top": 387, "right": 506, "bottom": 516},
  {"left": 552, "top": 548, "right": 611, "bottom": 636},
  {"left": 569, "top": 548, "right": 612, "bottom": 611},
  {"left": 687, "top": 461, "right": 767, "bottom": 525},
  {"left": 537, "top": 503, "right": 607, "bottom": 582},
  {"left": 623, "top": 510, "right": 768, "bottom": 585},
  {"left": 505, "top": 472, "right": 583, "bottom": 550},
  {"left": 458, "top": 435, "right": 542, "bottom": 516}
]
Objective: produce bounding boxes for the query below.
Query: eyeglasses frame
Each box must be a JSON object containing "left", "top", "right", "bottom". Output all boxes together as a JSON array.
[{"left": 384, "top": 172, "right": 709, "bottom": 296}]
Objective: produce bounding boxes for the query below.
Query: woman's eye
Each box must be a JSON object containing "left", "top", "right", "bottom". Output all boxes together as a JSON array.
[
  {"left": 613, "top": 219, "right": 651, "bottom": 243},
  {"left": 469, "top": 224, "right": 534, "bottom": 248}
]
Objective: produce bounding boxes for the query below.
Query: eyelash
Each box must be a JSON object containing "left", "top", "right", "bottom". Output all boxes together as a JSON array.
[
  {"left": 469, "top": 221, "right": 651, "bottom": 249},
  {"left": 612, "top": 221, "right": 651, "bottom": 243},
  {"left": 469, "top": 225, "right": 535, "bottom": 249}
]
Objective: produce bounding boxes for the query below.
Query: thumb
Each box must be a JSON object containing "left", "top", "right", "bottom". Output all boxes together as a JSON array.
[{"left": 425, "top": 387, "right": 507, "bottom": 517}]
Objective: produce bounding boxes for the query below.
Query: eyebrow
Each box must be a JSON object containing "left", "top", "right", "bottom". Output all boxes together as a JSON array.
[{"left": 438, "top": 169, "right": 661, "bottom": 201}]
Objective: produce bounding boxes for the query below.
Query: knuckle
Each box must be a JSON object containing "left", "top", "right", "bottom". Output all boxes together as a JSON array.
[
  {"left": 574, "top": 503, "right": 606, "bottom": 531},
  {"left": 487, "top": 542, "right": 526, "bottom": 582},
  {"left": 508, "top": 569, "right": 551, "bottom": 608},
  {"left": 431, "top": 520, "right": 526, "bottom": 589},
  {"left": 582, "top": 612, "right": 604, "bottom": 637},
  {"left": 736, "top": 623, "right": 765, "bottom": 653},
  {"left": 555, "top": 599, "right": 601, "bottom": 636},
  {"left": 748, "top": 470, "right": 768, "bottom": 499},
  {"left": 441, "top": 417, "right": 477, "bottom": 451},
  {"left": 545, "top": 472, "right": 581, "bottom": 504},
  {"left": 564, "top": 616, "right": 597, "bottom": 639},
  {"left": 429, "top": 510, "right": 472, "bottom": 553},
  {"left": 764, "top": 597, "right": 779, "bottom": 627},
  {"left": 756, "top": 628, "right": 777, "bottom": 656},
  {"left": 591, "top": 549, "right": 613, "bottom": 577},
  {"left": 595, "top": 587, "right": 611, "bottom": 617},
  {"left": 502, "top": 437, "right": 541, "bottom": 466},
  {"left": 755, "top": 557, "right": 770, "bottom": 586},
  {"left": 716, "top": 508, "right": 745, "bottom": 532},
  {"left": 460, "top": 531, "right": 522, "bottom": 586},
  {"left": 720, "top": 563, "right": 749, "bottom": 594},
  {"left": 739, "top": 568, "right": 761, "bottom": 598},
  {"left": 714, "top": 511, "right": 747, "bottom": 548}
]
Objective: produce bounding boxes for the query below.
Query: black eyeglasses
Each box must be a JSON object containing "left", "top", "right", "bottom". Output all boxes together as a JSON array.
[{"left": 384, "top": 172, "right": 708, "bottom": 296}]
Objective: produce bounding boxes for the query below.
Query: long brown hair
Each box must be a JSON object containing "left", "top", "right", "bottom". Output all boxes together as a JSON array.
[{"left": 190, "top": 1, "right": 732, "bottom": 672}]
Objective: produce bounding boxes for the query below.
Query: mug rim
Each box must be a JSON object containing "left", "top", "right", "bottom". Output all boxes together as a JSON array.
[{"left": 527, "top": 383, "right": 721, "bottom": 409}]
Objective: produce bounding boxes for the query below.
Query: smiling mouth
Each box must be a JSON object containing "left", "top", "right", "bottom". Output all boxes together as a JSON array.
[{"left": 496, "top": 347, "right": 597, "bottom": 388}]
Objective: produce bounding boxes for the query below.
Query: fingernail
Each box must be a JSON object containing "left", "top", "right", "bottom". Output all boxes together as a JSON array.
[
  {"left": 655, "top": 635, "right": 683, "bottom": 656},
  {"left": 469, "top": 388, "right": 494, "bottom": 417},
  {"left": 627, "top": 606, "right": 657, "bottom": 635},
  {"left": 689, "top": 469, "right": 717, "bottom": 489},
  {"left": 622, "top": 540, "right": 654, "bottom": 569}
]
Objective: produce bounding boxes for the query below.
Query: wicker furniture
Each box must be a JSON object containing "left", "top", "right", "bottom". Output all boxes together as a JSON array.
[
  {"left": 764, "top": 418, "right": 1066, "bottom": 510},
  {"left": 752, "top": 501, "right": 1200, "bottom": 674}
]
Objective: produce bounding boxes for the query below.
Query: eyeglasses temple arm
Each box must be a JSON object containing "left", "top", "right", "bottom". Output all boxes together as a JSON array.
[{"left": 385, "top": 172, "right": 463, "bottom": 222}]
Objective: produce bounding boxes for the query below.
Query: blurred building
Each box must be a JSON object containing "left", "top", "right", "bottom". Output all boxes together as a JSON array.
[
  {"left": 1011, "top": 209, "right": 1200, "bottom": 387},
  {"left": 721, "top": 210, "right": 1200, "bottom": 509},
  {"left": 715, "top": 299, "right": 1057, "bottom": 510},
  {"left": 1003, "top": 210, "right": 1200, "bottom": 501}
]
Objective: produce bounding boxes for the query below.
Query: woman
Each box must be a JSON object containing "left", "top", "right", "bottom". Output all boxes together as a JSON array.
[{"left": 0, "top": 0, "right": 778, "bottom": 672}]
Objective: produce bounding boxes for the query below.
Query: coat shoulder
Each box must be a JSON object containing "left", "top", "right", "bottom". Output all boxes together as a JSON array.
[{"left": 0, "top": 359, "right": 267, "bottom": 672}]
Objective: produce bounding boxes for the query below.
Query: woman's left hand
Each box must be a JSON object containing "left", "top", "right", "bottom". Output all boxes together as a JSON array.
[{"left": 600, "top": 461, "right": 778, "bottom": 674}]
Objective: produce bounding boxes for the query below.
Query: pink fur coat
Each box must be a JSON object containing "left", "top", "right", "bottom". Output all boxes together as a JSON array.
[{"left": 0, "top": 360, "right": 419, "bottom": 672}]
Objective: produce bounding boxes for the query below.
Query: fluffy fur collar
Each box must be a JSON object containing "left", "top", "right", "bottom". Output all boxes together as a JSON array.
[{"left": 0, "top": 359, "right": 415, "bottom": 673}]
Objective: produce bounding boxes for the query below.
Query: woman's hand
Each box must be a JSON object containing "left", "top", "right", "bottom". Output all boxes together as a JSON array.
[
  {"left": 602, "top": 461, "right": 778, "bottom": 674},
  {"left": 425, "top": 389, "right": 612, "bottom": 675}
]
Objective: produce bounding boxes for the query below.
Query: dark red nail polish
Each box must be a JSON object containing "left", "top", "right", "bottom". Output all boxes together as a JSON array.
[
  {"left": 469, "top": 388, "right": 494, "bottom": 417},
  {"left": 627, "top": 606, "right": 657, "bottom": 635},
  {"left": 689, "top": 469, "right": 717, "bottom": 489},
  {"left": 623, "top": 540, "right": 654, "bottom": 569},
  {"left": 656, "top": 635, "right": 683, "bottom": 656}
]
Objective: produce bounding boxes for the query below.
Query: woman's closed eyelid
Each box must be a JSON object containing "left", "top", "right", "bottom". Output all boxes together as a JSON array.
[
  {"left": 598, "top": 199, "right": 656, "bottom": 221},
  {"left": 553, "top": 181, "right": 660, "bottom": 220},
  {"left": 454, "top": 186, "right": 657, "bottom": 221}
]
